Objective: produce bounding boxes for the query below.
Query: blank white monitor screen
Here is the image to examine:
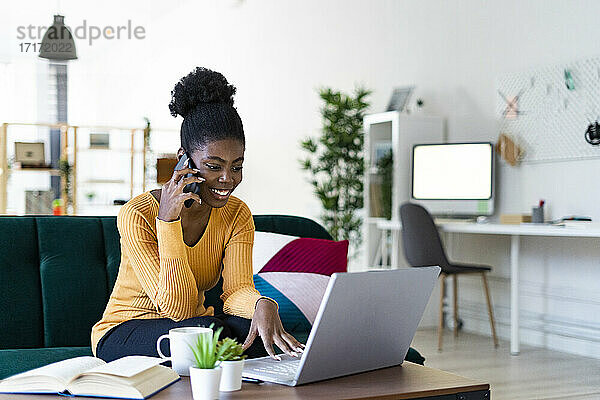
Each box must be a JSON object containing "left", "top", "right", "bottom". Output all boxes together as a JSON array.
[{"left": 412, "top": 143, "right": 493, "bottom": 200}]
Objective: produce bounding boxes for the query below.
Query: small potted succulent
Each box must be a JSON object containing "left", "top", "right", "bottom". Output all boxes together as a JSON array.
[
  {"left": 85, "top": 192, "right": 96, "bottom": 203},
  {"left": 189, "top": 325, "right": 226, "bottom": 400},
  {"left": 217, "top": 338, "right": 247, "bottom": 392}
]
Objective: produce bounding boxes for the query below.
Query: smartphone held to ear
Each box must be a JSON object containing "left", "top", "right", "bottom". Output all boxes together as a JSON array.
[{"left": 174, "top": 153, "right": 202, "bottom": 208}]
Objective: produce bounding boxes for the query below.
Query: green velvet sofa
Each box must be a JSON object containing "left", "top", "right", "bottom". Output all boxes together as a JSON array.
[{"left": 0, "top": 214, "right": 424, "bottom": 379}]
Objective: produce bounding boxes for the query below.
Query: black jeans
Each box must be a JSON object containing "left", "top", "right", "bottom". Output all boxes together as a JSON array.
[{"left": 96, "top": 314, "right": 267, "bottom": 363}]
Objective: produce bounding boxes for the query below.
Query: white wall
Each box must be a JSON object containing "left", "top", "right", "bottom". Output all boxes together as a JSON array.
[{"left": 3, "top": 0, "right": 600, "bottom": 358}]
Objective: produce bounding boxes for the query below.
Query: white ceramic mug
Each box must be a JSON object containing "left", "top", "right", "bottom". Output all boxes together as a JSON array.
[{"left": 156, "top": 327, "right": 213, "bottom": 376}]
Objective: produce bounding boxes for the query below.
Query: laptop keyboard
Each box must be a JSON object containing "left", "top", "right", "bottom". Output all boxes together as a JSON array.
[{"left": 248, "top": 358, "right": 301, "bottom": 378}]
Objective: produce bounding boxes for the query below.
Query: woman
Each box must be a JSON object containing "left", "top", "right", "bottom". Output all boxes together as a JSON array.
[{"left": 91, "top": 67, "right": 304, "bottom": 362}]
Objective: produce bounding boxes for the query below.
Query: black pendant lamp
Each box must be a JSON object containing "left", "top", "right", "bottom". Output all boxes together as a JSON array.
[{"left": 39, "top": 15, "right": 77, "bottom": 61}]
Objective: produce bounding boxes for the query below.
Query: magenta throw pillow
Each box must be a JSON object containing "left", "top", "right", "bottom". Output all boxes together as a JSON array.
[{"left": 258, "top": 237, "right": 348, "bottom": 276}]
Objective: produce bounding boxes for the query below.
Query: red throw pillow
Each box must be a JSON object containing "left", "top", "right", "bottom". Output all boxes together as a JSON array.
[{"left": 259, "top": 237, "right": 348, "bottom": 276}]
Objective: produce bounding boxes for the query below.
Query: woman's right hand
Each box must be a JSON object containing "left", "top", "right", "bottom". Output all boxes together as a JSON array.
[{"left": 157, "top": 158, "right": 205, "bottom": 222}]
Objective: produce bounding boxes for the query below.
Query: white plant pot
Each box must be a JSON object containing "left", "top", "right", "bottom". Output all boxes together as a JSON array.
[
  {"left": 189, "top": 366, "right": 222, "bottom": 400},
  {"left": 219, "top": 360, "right": 245, "bottom": 392}
]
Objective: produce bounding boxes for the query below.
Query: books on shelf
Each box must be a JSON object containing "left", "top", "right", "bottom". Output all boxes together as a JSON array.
[{"left": 0, "top": 356, "right": 179, "bottom": 399}]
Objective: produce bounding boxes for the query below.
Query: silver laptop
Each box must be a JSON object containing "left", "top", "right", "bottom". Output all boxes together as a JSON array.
[{"left": 242, "top": 266, "right": 440, "bottom": 386}]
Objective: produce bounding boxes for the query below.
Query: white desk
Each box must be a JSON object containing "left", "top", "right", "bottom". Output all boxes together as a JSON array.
[{"left": 377, "top": 220, "right": 600, "bottom": 355}]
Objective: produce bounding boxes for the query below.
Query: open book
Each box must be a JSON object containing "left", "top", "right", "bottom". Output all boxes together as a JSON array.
[{"left": 0, "top": 356, "right": 179, "bottom": 399}]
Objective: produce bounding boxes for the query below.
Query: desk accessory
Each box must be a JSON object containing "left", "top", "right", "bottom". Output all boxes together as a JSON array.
[
  {"left": 551, "top": 216, "right": 593, "bottom": 228},
  {"left": 497, "top": 56, "right": 600, "bottom": 162},
  {"left": 496, "top": 133, "right": 523, "bottom": 166},
  {"left": 585, "top": 118, "right": 600, "bottom": 145},
  {"left": 558, "top": 215, "right": 592, "bottom": 221},
  {"left": 500, "top": 214, "right": 532, "bottom": 224},
  {"left": 532, "top": 200, "right": 545, "bottom": 223},
  {"left": 498, "top": 88, "right": 526, "bottom": 118},
  {"left": 564, "top": 69, "right": 575, "bottom": 90}
]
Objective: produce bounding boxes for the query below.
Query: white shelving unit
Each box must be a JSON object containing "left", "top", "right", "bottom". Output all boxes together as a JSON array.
[
  {"left": 363, "top": 112, "right": 445, "bottom": 269},
  {"left": 0, "top": 122, "right": 180, "bottom": 215}
]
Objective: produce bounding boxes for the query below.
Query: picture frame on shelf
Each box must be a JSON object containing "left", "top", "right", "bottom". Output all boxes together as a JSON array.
[
  {"left": 89, "top": 133, "right": 110, "bottom": 149},
  {"left": 386, "top": 86, "right": 415, "bottom": 112},
  {"left": 14, "top": 142, "right": 47, "bottom": 168}
]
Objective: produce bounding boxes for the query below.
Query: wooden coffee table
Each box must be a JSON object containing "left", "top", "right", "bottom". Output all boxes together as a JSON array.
[
  {"left": 159, "top": 362, "right": 489, "bottom": 400},
  {"left": 0, "top": 362, "right": 489, "bottom": 400}
]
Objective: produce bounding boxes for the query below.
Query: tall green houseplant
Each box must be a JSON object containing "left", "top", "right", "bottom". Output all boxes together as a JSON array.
[
  {"left": 300, "top": 87, "right": 371, "bottom": 249},
  {"left": 59, "top": 155, "right": 73, "bottom": 213}
]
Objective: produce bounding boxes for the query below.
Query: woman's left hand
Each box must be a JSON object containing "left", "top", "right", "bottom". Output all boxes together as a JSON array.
[{"left": 242, "top": 298, "right": 305, "bottom": 360}]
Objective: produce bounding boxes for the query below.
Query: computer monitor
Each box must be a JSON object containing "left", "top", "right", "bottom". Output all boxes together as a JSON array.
[{"left": 411, "top": 142, "right": 494, "bottom": 217}]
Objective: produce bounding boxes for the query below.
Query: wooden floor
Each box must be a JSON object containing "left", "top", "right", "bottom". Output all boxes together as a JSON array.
[{"left": 412, "top": 329, "right": 600, "bottom": 400}]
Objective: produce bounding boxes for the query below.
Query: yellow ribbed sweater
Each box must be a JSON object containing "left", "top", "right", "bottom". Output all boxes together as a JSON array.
[{"left": 90, "top": 191, "right": 273, "bottom": 355}]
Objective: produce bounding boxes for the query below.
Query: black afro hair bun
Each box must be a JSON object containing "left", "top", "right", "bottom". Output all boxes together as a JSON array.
[{"left": 169, "top": 67, "right": 237, "bottom": 118}]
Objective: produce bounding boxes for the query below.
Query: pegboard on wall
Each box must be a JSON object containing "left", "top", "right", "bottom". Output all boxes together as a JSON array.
[{"left": 497, "top": 56, "right": 600, "bottom": 163}]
